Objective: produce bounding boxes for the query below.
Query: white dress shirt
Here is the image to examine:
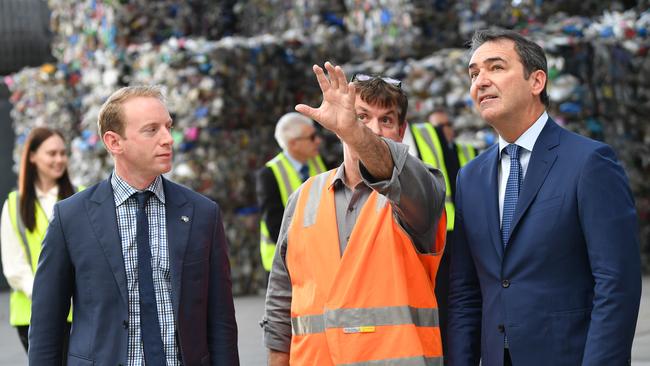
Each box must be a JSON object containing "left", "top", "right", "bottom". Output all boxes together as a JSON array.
[
  {"left": 401, "top": 123, "right": 420, "bottom": 157},
  {"left": 284, "top": 150, "right": 308, "bottom": 175},
  {"left": 1, "top": 185, "right": 59, "bottom": 299},
  {"left": 498, "top": 112, "right": 548, "bottom": 226}
]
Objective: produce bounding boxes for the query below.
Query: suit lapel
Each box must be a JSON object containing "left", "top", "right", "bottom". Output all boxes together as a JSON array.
[
  {"left": 163, "top": 179, "right": 193, "bottom": 316},
  {"left": 86, "top": 178, "right": 128, "bottom": 307},
  {"left": 482, "top": 145, "right": 505, "bottom": 259},
  {"left": 509, "top": 119, "right": 560, "bottom": 242}
]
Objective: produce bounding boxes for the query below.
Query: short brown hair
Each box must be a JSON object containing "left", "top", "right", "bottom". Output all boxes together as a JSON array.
[
  {"left": 97, "top": 85, "right": 166, "bottom": 137},
  {"left": 353, "top": 78, "right": 408, "bottom": 125}
]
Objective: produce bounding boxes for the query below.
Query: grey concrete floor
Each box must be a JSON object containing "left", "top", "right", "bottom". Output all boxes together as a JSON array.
[{"left": 1, "top": 277, "right": 649, "bottom": 365}]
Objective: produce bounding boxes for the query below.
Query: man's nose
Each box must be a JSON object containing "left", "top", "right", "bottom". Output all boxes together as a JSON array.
[
  {"left": 367, "top": 119, "right": 381, "bottom": 135},
  {"left": 161, "top": 128, "right": 174, "bottom": 145},
  {"left": 474, "top": 71, "right": 491, "bottom": 88}
]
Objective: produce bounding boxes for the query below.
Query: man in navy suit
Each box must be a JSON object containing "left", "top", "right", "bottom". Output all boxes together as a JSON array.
[
  {"left": 447, "top": 29, "right": 641, "bottom": 366},
  {"left": 29, "top": 86, "right": 239, "bottom": 365}
]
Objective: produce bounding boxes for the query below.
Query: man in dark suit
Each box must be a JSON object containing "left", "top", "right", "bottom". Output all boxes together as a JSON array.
[
  {"left": 29, "top": 85, "right": 239, "bottom": 365},
  {"left": 447, "top": 29, "right": 641, "bottom": 366},
  {"left": 410, "top": 108, "right": 477, "bottom": 360}
]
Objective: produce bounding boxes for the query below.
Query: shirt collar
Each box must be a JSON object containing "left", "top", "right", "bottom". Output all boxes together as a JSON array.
[
  {"left": 111, "top": 171, "right": 166, "bottom": 207},
  {"left": 498, "top": 111, "right": 548, "bottom": 157},
  {"left": 328, "top": 164, "right": 368, "bottom": 191},
  {"left": 35, "top": 185, "right": 59, "bottom": 200},
  {"left": 283, "top": 150, "right": 305, "bottom": 172}
]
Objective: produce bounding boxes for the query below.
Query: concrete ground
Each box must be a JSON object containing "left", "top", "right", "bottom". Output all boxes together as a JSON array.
[{"left": 1, "top": 277, "right": 649, "bottom": 365}]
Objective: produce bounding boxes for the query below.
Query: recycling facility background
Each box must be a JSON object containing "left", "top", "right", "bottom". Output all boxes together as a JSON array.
[{"left": 0, "top": 0, "right": 649, "bottom": 295}]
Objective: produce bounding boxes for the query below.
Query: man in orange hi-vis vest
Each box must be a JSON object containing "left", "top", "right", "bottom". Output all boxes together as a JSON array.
[{"left": 263, "top": 62, "right": 448, "bottom": 366}]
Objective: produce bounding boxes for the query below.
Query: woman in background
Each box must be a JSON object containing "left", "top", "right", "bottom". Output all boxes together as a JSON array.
[{"left": 1, "top": 127, "right": 75, "bottom": 361}]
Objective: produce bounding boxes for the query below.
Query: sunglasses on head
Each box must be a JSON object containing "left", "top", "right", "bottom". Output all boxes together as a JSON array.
[{"left": 352, "top": 73, "right": 402, "bottom": 88}]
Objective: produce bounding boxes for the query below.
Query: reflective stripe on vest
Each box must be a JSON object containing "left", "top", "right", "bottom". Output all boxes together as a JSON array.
[
  {"left": 457, "top": 143, "right": 477, "bottom": 167},
  {"left": 6, "top": 188, "right": 82, "bottom": 326},
  {"left": 287, "top": 170, "right": 444, "bottom": 366},
  {"left": 341, "top": 356, "right": 444, "bottom": 366},
  {"left": 411, "top": 123, "right": 475, "bottom": 231},
  {"left": 260, "top": 152, "right": 327, "bottom": 271},
  {"left": 292, "top": 305, "right": 439, "bottom": 335}
]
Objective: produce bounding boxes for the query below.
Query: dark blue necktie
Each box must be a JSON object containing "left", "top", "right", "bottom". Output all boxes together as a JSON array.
[
  {"left": 299, "top": 164, "right": 310, "bottom": 182},
  {"left": 134, "top": 191, "right": 166, "bottom": 365},
  {"left": 501, "top": 144, "right": 522, "bottom": 247}
]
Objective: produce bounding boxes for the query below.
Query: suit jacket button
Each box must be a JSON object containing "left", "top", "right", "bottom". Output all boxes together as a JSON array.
[
  {"left": 497, "top": 324, "right": 505, "bottom": 333},
  {"left": 122, "top": 320, "right": 129, "bottom": 329},
  {"left": 501, "top": 279, "right": 510, "bottom": 288}
]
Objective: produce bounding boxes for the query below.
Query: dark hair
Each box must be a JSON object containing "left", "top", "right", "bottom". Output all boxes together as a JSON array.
[
  {"left": 18, "top": 127, "right": 74, "bottom": 231},
  {"left": 469, "top": 29, "right": 549, "bottom": 107},
  {"left": 353, "top": 78, "right": 408, "bottom": 125}
]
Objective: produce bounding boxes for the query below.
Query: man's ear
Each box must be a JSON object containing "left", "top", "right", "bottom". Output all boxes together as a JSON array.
[
  {"left": 103, "top": 131, "right": 123, "bottom": 155},
  {"left": 530, "top": 69, "right": 547, "bottom": 98}
]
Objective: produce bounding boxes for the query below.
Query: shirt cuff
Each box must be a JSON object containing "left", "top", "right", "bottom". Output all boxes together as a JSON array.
[{"left": 263, "top": 319, "right": 292, "bottom": 353}]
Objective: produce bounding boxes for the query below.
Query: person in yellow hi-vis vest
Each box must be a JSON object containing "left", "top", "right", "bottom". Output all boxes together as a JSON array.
[
  {"left": 410, "top": 108, "right": 477, "bottom": 358},
  {"left": 263, "top": 63, "right": 447, "bottom": 366},
  {"left": 256, "top": 112, "right": 327, "bottom": 275},
  {"left": 1, "top": 127, "right": 76, "bottom": 361}
]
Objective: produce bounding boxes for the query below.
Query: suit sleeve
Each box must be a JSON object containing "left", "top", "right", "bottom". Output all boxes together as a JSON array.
[
  {"left": 256, "top": 167, "right": 284, "bottom": 243},
  {"left": 578, "top": 145, "right": 641, "bottom": 365},
  {"left": 446, "top": 169, "right": 482, "bottom": 366},
  {"left": 207, "top": 203, "right": 240, "bottom": 365},
  {"left": 28, "top": 203, "right": 73, "bottom": 365}
]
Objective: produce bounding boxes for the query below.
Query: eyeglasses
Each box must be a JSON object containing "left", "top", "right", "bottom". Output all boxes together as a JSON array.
[
  {"left": 295, "top": 132, "right": 319, "bottom": 142},
  {"left": 352, "top": 73, "right": 402, "bottom": 88}
]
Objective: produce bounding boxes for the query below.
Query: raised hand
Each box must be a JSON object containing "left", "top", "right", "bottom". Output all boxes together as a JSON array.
[{"left": 295, "top": 62, "right": 357, "bottom": 137}]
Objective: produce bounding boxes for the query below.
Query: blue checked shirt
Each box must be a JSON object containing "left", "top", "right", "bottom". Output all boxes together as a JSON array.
[{"left": 111, "top": 173, "right": 180, "bottom": 366}]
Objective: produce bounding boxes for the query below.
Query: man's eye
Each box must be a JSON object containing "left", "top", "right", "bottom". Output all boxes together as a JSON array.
[{"left": 356, "top": 114, "right": 366, "bottom": 121}]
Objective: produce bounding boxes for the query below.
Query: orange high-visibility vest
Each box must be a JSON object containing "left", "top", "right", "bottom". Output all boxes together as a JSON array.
[{"left": 286, "top": 170, "right": 447, "bottom": 365}]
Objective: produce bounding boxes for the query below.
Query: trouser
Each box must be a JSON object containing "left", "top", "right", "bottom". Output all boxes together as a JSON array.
[
  {"left": 505, "top": 348, "right": 513, "bottom": 366},
  {"left": 16, "top": 325, "right": 28, "bottom": 352},
  {"left": 16, "top": 322, "right": 71, "bottom": 364}
]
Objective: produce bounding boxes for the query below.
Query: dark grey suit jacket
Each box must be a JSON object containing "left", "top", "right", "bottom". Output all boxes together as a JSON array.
[{"left": 28, "top": 177, "right": 239, "bottom": 366}]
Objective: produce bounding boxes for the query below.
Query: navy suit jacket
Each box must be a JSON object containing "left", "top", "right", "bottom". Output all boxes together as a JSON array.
[
  {"left": 448, "top": 119, "right": 641, "bottom": 366},
  {"left": 29, "top": 177, "right": 239, "bottom": 366}
]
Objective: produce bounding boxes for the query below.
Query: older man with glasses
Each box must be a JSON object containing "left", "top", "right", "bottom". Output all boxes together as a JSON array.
[
  {"left": 263, "top": 63, "right": 447, "bottom": 366},
  {"left": 256, "top": 112, "right": 328, "bottom": 276}
]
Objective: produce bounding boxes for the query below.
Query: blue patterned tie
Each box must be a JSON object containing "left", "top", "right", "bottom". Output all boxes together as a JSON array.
[
  {"left": 299, "top": 164, "right": 310, "bottom": 182},
  {"left": 134, "top": 191, "right": 166, "bottom": 365},
  {"left": 501, "top": 144, "right": 522, "bottom": 247}
]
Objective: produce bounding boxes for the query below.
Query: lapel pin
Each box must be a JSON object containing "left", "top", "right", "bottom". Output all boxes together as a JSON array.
[{"left": 181, "top": 216, "right": 189, "bottom": 222}]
